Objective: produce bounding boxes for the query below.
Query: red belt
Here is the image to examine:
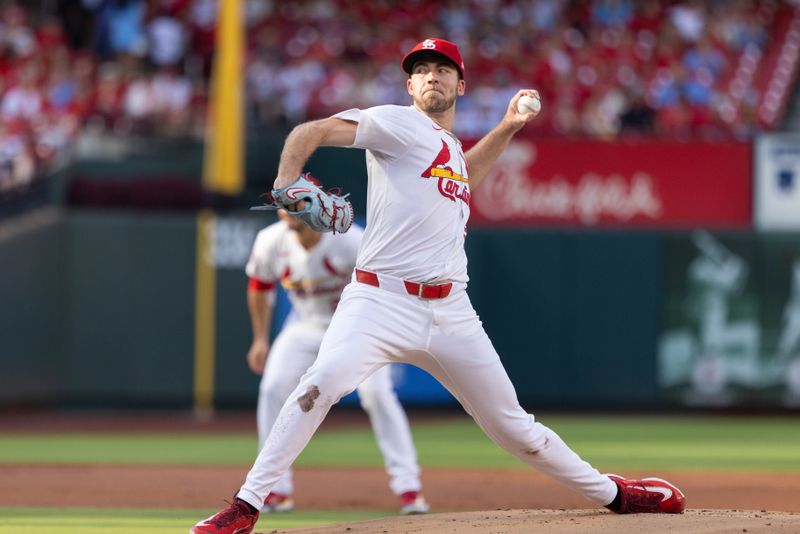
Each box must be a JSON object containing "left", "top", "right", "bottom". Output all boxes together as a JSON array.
[{"left": 355, "top": 269, "right": 452, "bottom": 299}]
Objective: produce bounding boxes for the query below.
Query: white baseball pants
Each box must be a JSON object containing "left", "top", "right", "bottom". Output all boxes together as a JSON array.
[
  {"left": 257, "top": 317, "right": 422, "bottom": 497},
  {"left": 239, "top": 280, "right": 617, "bottom": 509}
]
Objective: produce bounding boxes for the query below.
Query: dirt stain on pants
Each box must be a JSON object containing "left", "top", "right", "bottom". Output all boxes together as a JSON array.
[
  {"left": 524, "top": 437, "right": 549, "bottom": 456},
  {"left": 298, "top": 385, "right": 321, "bottom": 412}
]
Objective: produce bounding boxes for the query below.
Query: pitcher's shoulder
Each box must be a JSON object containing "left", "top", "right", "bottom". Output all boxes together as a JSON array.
[{"left": 365, "top": 104, "right": 422, "bottom": 121}]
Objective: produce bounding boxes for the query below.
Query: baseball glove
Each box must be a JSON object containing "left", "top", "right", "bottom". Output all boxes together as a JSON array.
[{"left": 251, "top": 173, "right": 354, "bottom": 234}]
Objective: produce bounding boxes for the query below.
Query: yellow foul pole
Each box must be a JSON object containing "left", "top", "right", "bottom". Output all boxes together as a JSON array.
[
  {"left": 195, "top": 0, "right": 244, "bottom": 417},
  {"left": 203, "top": 0, "right": 244, "bottom": 195}
]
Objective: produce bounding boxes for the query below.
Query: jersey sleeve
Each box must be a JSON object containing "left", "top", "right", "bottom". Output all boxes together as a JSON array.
[
  {"left": 245, "top": 226, "right": 279, "bottom": 286},
  {"left": 332, "top": 105, "right": 417, "bottom": 160}
]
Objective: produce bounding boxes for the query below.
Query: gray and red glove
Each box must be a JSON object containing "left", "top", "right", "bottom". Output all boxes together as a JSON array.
[{"left": 252, "top": 173, "right": 353, "bottom": 234}]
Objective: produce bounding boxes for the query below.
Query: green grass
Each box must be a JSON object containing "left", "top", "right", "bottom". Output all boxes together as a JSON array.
[
  {"left": 407, "top": 415, "right": 800, "bottom": 472},
  {"left": 0, "top": 415, "right": 798, "bottom": 532},
  {"left": 0, "top": 435, "right": 256, "bottom": 465},
  {"left": 0, "top": 507, "right": 388, "bottom": 534},
  {"left": 0, "top": 415, "right": 798, "bottom": 472}
]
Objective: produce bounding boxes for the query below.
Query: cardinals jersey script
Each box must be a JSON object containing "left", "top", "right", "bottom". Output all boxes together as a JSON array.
[
  {"left": 246, "top": 222, "right": 363, "bottom": 325},
  {"left": 333, "top": 105, "right": 470, "bottom": 284}
]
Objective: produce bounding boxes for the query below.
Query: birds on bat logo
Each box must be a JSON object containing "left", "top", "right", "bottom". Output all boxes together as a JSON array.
[{"left": 421, "top": 140, "right": 470, "bottom": 204}]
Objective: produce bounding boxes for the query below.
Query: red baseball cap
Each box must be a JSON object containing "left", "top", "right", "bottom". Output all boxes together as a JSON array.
[{"left": 401, "top": 38, "right": 465, "bottom": 79}]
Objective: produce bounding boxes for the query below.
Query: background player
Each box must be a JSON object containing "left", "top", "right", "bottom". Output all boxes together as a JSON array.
[
  {"left": 193, "top": 38, "right": 685, "bottom": 534},
  {"left": 245, "top": 208, "right": 429, "bottom": 515}
]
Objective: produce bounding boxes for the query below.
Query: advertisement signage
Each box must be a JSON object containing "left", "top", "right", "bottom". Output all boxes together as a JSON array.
[
  {"left": 470, "top": 139, "right": 751, "bottom": 228},
  {"left": 755, "top": 133, "right": 800, "bottom": 230}
]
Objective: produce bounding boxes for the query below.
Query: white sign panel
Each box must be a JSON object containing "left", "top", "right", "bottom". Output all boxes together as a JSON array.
[{"left": 755, "top": 133, "right": 800, "bottom": 230}]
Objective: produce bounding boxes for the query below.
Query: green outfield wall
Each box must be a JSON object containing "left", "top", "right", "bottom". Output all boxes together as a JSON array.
[
  {"left": 4, "top": 210, "right": 800, "bottom": 409},
  {"left": 61, "top": 211, "right": 198, "bottom": 406},
  {"left": 466, "top": 230, "right": 662, "bottom": 407},
  {"left": 1, "top": 210, "right": 660, "bottom": 409},
  {"left": 0, "top": 210, "right": 66, "bottom": 405}
]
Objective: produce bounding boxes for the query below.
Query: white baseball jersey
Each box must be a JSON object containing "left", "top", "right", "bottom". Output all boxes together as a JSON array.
[
  {"left": 333, "top": 105, "right": 470, "bottom": 284},
  {"left": 246, "top": 221, "right": 363, "bottom": 327}
]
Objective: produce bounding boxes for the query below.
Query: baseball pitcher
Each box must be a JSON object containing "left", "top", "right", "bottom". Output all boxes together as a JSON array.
[{"left": 193, "top": 38, "right": 686, "bottom": 534}]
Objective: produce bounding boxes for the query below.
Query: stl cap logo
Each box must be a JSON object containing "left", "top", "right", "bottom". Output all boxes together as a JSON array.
[{"left": 422, "top": 39, "right": 436, "bottom": 49}]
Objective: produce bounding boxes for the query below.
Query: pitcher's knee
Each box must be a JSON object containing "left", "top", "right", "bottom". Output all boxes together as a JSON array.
[
  {"left": 294, "top": 368, "right": 353, "bottom": 413},
  {"left": 491, "top": 416, "right": 550, "bottom": 454},
  {"left": 296, "top": 384, "right": 324, "bottom": 413},
  {"left": 519, "top": 424, "right": 556, "bottom": 456}
]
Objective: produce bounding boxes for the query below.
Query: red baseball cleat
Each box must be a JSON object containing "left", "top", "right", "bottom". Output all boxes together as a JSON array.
[
  {"left": 263, "top": 492, "right": 294, "bottom": 513},
  {"left": 605, "top": 474, "right": 686, "bottom": 514},
  {"left": 399, "top": 490, "right": 430, "bottom": 515},
  {"left": 191, "top": 498, "right": 259, "bottom": 533}
]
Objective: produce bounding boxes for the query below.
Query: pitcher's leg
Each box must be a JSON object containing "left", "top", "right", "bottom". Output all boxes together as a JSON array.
[
  {"left": 240, "top": 355, "right": 381, "bottom": 508},
  {"left": 238, "top": 286, "right": 418, "bottom": 509},
  {"left": 256, "top": 325, "right": 321, "bottom": 496},
  {"left": 425, "top": 330, "right": 616, "bottom": 506},
  {"left": 357, "top": 364, "right": 421, "bottom": 495},
  {"left": 238, "top": 284, "right": 430, "bottom": 510}
]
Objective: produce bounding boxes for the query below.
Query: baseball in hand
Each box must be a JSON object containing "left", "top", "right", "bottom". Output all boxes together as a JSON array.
[{"left": 517, "top": 94, "right": 541, "bottom": 115}]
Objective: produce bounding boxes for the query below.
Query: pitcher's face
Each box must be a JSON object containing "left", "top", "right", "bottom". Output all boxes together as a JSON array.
[{"left": 407, "top": 60, "right": 465, "bottom": 113}]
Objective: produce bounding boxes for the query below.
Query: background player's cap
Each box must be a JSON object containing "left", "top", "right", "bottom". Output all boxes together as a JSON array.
[{"left": 402, "top": 38, "right": 465, "bottom": 79}]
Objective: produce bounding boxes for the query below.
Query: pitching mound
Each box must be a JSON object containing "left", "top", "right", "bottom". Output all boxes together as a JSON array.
[{"left": 273, "top": 509, "right": 800, "bottom": 533}]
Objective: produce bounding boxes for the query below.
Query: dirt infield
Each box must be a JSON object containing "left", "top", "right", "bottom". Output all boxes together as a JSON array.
[
  {"left": 2, "top": 411, "right": 799, "bottom": 532},
  {"left": 277, "top": 509, "right": 800, "bottom": 534},
  {"left": 3, "top": 464, "right": 800, "bottom": 533},
  {"left": 6, "top": 466, "right": 800, "bottom": 534},
  {"left": 3, "top": 464, "right": 800, "bottom": 513}
]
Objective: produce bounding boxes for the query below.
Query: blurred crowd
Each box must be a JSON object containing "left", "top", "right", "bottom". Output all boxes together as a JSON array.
[
  {"left": 0, "top": 0, "right": 795, "bottom": 195},
  {"left": 250, "top": 0, "right": 783, "bottom": 138}
]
